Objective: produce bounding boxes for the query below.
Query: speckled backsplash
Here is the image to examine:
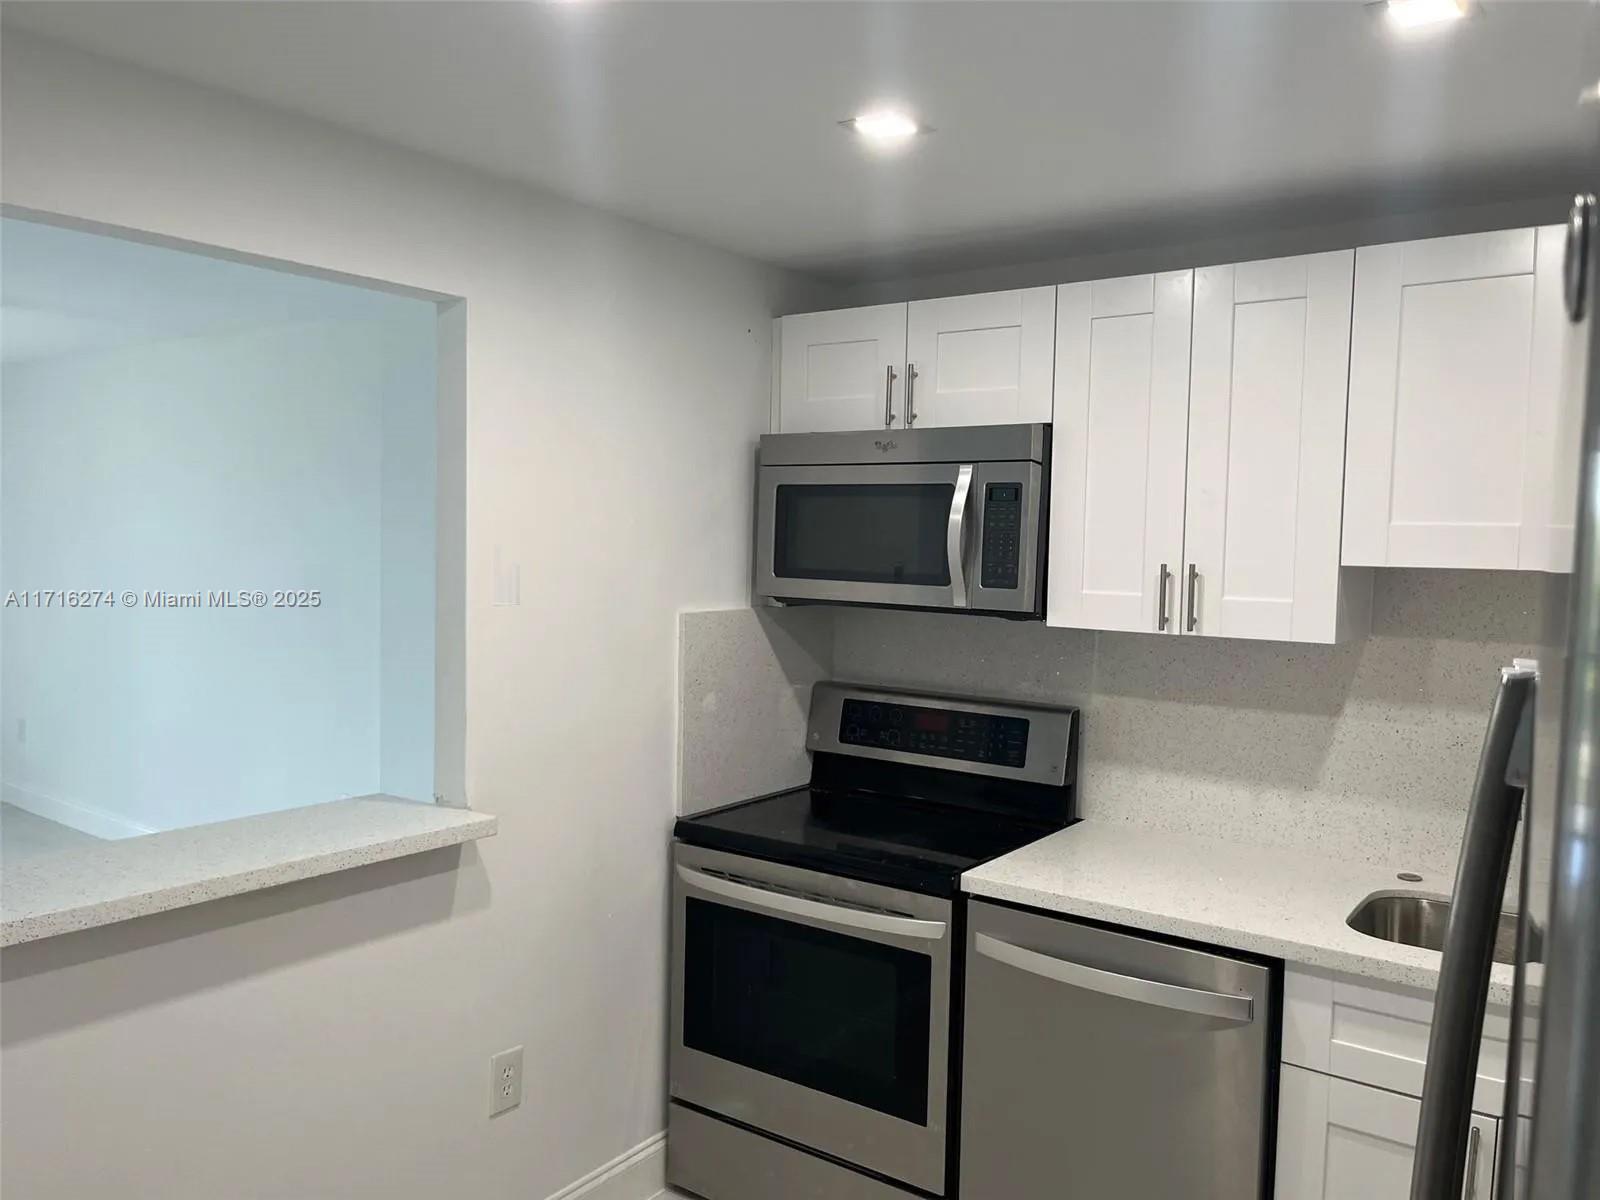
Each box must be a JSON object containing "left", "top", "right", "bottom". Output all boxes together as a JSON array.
[
  {"left": 678, "top": 607, "right": 832, "bottom": 816},
  {"left": 830, "top": 569, "right": 1547, "bottom": 877},
  {"left": 680, "top": 570, "right": 1548, "bottom": 875}
]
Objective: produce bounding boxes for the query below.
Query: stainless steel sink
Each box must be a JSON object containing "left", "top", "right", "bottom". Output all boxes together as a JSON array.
[{"left": 1346, "top": 892, "right": 1537, "bottom": 965}]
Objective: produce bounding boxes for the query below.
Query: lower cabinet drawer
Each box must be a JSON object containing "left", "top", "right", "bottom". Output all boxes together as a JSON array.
[
  {"left": 1282, "top": 967, "right": 1519, "bottom": 1116},
  {"left": 1275, "top": 1064, "right": 1497, "bottom": 1200}
]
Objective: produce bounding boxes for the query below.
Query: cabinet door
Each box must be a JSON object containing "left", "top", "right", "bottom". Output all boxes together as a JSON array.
[
  {"left": 1281, "top": 967, "right": 1527, "bottom": 1119},
  {"left": 1343, "top": 226, "right": 1578, "bottom": 570},
  {"left": 1522, "top": 225, "right": 1588, "bottom": 572},
  {"left": 777, "top": 304, "right": 907, "bottom": 433},
  {"left": 1047, "top": 271, "right": 1192, "bottom": 633},
  {"left": 1185, "top": 252, "right": 1354, "bottom": 642},
  {"left": 1276, "top": 1065, "right": 1497, "bottom": 1200},
  {"left": 904, "top": 287, "right": 1055, "bottom": 428}
]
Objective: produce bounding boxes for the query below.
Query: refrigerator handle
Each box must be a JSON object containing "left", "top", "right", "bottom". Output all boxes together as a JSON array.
[
  {"left": 1493, "top": 657, "right": 1540, "bottom": 1200},
  {"left": 1411, "top": 666, "right": 1535, "bottom": 1200},
  {"left": 1494, "top": 856, "right": 1533, "bottom": 1200}
]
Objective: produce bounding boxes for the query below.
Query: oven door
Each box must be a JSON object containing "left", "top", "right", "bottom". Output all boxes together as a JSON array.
[
  {"left": 670, "top": 843, "right": 952, "bottom": 1194},
  {"left": 754, "top": 460, "right": 1043, "bottom": 614}
]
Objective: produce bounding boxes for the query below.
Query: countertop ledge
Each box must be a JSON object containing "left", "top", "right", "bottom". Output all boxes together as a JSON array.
[
  {"left": 1, "top": 795, "right": 496, "bottom": 947},
  {"left": 962, "top": 822, "right": 1518, "bottom": 1007}
]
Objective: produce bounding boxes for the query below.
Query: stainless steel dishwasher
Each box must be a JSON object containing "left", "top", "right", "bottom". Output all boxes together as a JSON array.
[{"left": 959, "top": 900, "right": 1276, "bottom": 1199}]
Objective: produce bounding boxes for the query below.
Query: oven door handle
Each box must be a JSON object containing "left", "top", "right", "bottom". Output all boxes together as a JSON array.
[
  {"left": 676, "top": 865, "right": 947, "bottom": 941},
  {"left": 948, "top": 464, "right": 975, "bottom": 607}
]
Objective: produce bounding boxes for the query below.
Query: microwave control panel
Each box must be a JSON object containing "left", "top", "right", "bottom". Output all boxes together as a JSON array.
[
  {"left": 980, "top": 483, "right": 1023, "bottom": 590},
  {"left": 839, "top": 698, "right": 1029, "bottom": 768}
]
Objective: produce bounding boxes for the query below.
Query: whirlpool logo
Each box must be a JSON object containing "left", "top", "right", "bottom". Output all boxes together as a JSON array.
[{"left": 874, "top": 439, "right": 898, "bottom": 452}]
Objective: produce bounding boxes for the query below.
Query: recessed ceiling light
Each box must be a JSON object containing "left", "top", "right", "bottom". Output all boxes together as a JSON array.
[
  {"left": 1385, "top": 0, "right": 1467, "bottom": 29},
  {"left": 842, "top": 109, "right": 923, "bottom": 145}
]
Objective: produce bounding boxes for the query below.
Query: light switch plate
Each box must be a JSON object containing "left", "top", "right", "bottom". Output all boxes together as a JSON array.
[{"left": 490, "top": 1045, "right": 523, "bottom": 1116}]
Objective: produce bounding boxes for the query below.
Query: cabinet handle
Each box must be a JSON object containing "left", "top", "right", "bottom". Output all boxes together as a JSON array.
[
  {"left": 884, "top": 364, "right": 897, "bottom": 428},
  {"left": 1185, "top": 563, "right": 1200, "bottom": 633},
  {"left": 1463, "top": 1125, "right": 1481, "bottom": 1200},
  {"left": 905, "top": 362, "right": 919, "bottom": 427},
  {"left": 1157, "top": 563, "right": 1171, "bottom": 631}
]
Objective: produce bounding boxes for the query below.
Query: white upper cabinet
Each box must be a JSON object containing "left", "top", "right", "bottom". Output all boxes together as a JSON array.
[
  {"left": 1343, "top": 226, "right": 1586, "bottom": 572},
  {"left": 774, "top": 288, "right": 1056, "bottom": 433},
  {"left": 903, "top": 287, "right": 1056, "bottom": 428},
  {"left": 776, "top": 303, "right": 907, "bottom": 433},
  {"left": 1048, "top": 272, "right": 1192, "bottom": 634},
  {"left": 1185, "top": 251, "right": 1364, "bottom": 643},
  {"left": 1048, "top": 254, "right": 1366, "bottom": 644},
  {"left": 779, "top": 225, "right": 1584, "bottom": 620}
]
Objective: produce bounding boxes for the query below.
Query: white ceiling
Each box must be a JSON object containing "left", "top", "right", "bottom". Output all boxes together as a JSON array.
[
  {"left": 1, "top": 217, "right": 431, "bottom": 363},
  {"left": 4, "top": 1, "right": 1596, "bottom": 283}
]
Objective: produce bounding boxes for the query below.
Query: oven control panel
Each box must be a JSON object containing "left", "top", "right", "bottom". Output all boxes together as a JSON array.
[
  {"left": 979, "top": 483, "right": 1023, "bottom": 590},
  {"left": 839, "top": 697, "right": 1029, "bottom": 768}
]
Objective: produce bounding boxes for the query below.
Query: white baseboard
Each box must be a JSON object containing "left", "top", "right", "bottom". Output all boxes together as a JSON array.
[
  {"left": 547, "top": 1132, "right": 665, "bottom": 1200},
  {"left": 1, "top": 781, "right": 154, "bottom": 840}
]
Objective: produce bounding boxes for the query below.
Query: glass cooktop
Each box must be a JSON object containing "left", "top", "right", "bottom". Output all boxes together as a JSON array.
[{"left": 674, "top": 785, "right": 1068, "bottom": 897}]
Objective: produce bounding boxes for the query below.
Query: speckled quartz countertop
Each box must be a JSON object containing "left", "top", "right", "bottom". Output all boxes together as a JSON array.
[
  {"left": 1, "top": 795, "right": 496, "bottom": 946},
  {"left": 963, "top": 822, "right": 1518, "bottom": 1006}
]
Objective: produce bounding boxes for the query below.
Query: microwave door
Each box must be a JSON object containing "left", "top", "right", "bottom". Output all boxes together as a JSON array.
[{"left": 755, "top": 462, "right": 975, "bottom": 609}]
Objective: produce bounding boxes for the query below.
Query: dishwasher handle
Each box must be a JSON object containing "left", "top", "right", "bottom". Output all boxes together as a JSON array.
[{"left": 974, "top": 933, "right": 1255, "bottom": 1025}]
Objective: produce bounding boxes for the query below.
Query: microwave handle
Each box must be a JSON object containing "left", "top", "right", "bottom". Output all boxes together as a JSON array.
[{"left": 948, "top": 465, "right": 975, "bottom": 607}]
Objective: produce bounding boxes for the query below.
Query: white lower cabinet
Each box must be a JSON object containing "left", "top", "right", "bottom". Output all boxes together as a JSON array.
[
  {"left": 1275, "top": 967, "right": 1526, "bottom": 1200},
  {"left": 1276, "top": 1065, "right": 1497, "bottom": 1200},
  {"left": 1281, "top": 967, "right": 1519, "bottom": 1115}
]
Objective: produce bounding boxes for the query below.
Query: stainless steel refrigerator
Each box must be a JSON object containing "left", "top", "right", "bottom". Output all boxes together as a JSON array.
[{"left": 1410, "top": 189, "right": 1600, "bottom": 1199}]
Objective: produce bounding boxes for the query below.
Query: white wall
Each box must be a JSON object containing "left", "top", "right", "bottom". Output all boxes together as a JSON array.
[
  {"left": 0, "top": 32, "right": 827, "bottom": 1200},
  {"left": 1, "top": 311, "right": 437, "bottom": 836},
  {"left": 832, "top": 195, "right": 1569, "bottom": 306},
  {"left": 377, "top": 310, "right": 441, "bottom": 802}
]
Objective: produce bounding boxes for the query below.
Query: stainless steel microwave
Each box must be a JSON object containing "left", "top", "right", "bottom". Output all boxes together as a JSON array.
[{"left": 754, "top": 423, "right": 1049, "bottom": 618}]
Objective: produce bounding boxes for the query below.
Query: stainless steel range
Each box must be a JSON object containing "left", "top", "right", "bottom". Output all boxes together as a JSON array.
[{"left": 666, "top": 682, "right": 1080, "bottom": 1200}]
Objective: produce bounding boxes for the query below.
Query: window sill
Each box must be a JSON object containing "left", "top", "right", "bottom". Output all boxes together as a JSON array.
[{"left": 1, "top": 795, "right": 496, "bottom": 946}]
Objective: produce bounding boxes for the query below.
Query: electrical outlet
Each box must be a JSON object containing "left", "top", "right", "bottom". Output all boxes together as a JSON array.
[{"left": 489, "top": 1045, "right": 523, "bottom": 1117}]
